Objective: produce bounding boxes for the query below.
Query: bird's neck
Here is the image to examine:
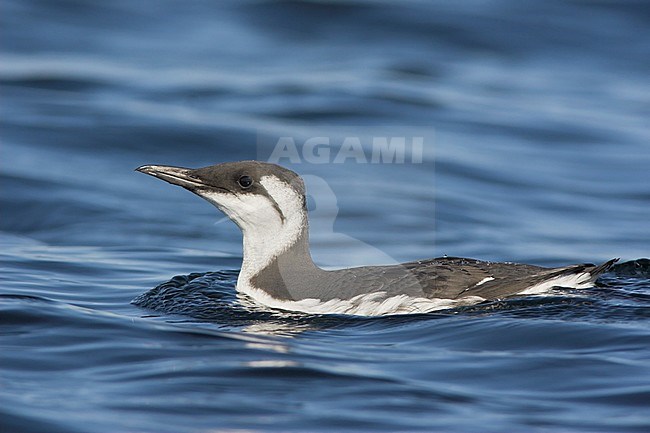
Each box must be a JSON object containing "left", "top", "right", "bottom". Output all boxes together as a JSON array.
[{"left": 237, "top": 209, "right": 322, "bottom": 300}]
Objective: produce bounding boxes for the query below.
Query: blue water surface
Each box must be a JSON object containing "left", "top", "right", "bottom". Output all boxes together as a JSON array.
[{"left": 2, "top": 1, "right": 650, "bottom": 432}]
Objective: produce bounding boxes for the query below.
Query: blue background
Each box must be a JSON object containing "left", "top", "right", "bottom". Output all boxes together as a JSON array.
[{"left": 1, "top": 1, "right": 649, "bottom": 432}]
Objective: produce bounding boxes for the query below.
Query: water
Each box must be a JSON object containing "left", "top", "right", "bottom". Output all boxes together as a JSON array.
[{"left": 2, "top": 0, "right": 650, "bottom": 431}]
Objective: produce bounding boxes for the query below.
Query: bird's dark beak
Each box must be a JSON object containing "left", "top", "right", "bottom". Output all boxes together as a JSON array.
[{"left": 136, "top": 165, "right": 206, "bottom": 190}]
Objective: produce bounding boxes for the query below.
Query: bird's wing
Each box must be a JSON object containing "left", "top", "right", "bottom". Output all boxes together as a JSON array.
[
  {"left": 406, "top": 257, "right": 618, "bottom": 300},
  {"left": 400, "top": 257, "right": 537, "bottom": 299}
]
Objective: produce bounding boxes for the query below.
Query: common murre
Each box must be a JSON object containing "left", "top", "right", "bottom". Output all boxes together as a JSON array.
[{"left": 136, "top": 161, "right": 617, "bottom": 316}]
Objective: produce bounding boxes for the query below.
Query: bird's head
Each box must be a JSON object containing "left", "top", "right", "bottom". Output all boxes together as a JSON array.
[{"left": 137, "top": 161, "right": 308, "bottom": 266}]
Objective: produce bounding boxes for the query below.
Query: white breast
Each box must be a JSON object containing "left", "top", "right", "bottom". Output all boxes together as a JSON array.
[{"left": 236, "top": 282, "right": 487, "bottom": 316}]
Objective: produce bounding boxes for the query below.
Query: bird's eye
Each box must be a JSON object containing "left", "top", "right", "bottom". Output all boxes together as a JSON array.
[{"left": 238, "top": 175, "right": 253, "bottom": 189}]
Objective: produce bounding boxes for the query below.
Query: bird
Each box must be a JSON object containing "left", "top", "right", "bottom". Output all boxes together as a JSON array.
[{"left": 136, "top": 160, "right": 617, "bottom": 316}]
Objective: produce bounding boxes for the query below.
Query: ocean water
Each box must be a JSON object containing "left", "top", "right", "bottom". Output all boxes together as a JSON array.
[{"left": 2, "top": 0, "right": 650, "bottom": 432}]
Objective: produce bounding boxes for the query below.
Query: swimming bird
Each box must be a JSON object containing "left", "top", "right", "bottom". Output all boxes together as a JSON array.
[{"left": 136, "top": 161, "right": 617, "bottom": 315}]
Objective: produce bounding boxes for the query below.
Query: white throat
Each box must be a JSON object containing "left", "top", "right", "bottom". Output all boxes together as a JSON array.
[
  {"left": 241, "top": 175, "right": 307, "bottom": 280},
  {"left": 202, "top": 175, "right": 307, "bottom": 294}
]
